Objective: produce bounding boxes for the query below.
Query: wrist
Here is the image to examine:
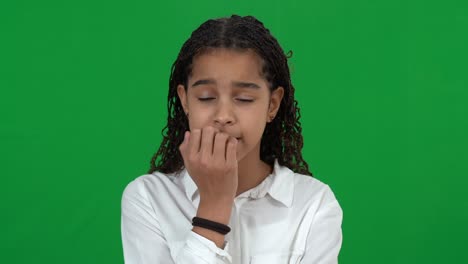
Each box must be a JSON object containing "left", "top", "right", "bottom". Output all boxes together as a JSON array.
[
  {"left": 192, "top": 216, "right": 231, "bottom": 235},
  {"left": 197, "top": 199, "right": 233, "bottom": 225},
  {"left": 200, "top": 194, "right": 235, "bottom": 204}
]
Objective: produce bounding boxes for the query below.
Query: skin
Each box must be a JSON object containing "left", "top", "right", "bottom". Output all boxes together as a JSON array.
[{"left": 177, "top": 48, "right": 284, "bottom": 248}]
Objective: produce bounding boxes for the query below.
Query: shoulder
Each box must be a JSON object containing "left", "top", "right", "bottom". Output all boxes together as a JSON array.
[
  {"left": 291, "top": 171, "right": 341, "bottom": 209},
  {"left": 121, "top": 170, "right": 181, "bottom": 202}
]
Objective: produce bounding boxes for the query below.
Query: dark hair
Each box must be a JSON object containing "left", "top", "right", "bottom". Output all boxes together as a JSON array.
[{"left": 148, "top": 15, "right": 313, "bottom": 176}]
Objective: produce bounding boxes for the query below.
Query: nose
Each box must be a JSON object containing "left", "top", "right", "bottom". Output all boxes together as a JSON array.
[{"left": 214, "top": 100, "right": 235, "bottom": 127}]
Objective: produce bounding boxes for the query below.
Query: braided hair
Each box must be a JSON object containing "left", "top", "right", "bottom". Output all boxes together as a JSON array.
[{"left": 148, "top": 15, "right": 313, "bottom": 177}]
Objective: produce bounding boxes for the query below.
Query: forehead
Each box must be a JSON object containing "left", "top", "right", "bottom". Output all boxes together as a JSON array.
[{"left": 189, "top": 48, "right": 267, "bottom": 86}]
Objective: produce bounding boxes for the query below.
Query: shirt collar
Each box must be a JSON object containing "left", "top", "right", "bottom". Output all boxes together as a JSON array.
[{"left": 179, "top": 158, "right": 294, "bottom": 208}]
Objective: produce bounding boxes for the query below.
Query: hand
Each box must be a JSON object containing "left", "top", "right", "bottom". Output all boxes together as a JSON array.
[{"left": 178, "top": 126, "right": 239, "bottom": 202}]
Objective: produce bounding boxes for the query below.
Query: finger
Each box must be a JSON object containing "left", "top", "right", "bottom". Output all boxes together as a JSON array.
[
  {"left": 188, "top": 129, "right": 202, "bottom": 155},
  {"left": 226, "top": 137, "right": 238, "bottom": 164},
  {"left": 200, "top": 126, "right": 218, "bottom": 158},
  {"left": 179, "top": 131, "right": 190, "bottom": 159},
  {"left": 213, "top": 132, "right": 229, "bottom": 161}
]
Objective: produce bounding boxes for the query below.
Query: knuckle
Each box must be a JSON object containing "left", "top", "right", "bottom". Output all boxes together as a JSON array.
[
  {"left": 224, "top": 164, "right": 233, "bottom": 173},
  {"left": 199, "top": 156, "right": 210, "bottom": 167},
  {"left": 203, "top": 128, "right": 213, "bottom": 139},
  {"left": 179, "top": 143, "right": 187, "bottom": 152},
  {"left": 188, "top": 154, "right": 197, "bottom": 163}
]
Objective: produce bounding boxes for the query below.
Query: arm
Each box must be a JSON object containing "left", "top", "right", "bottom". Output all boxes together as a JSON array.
[
  {"left": 121, "top": 184, "right": 173, "bottom": 263},
  {"left": 192, "top": 197, "right": 234, "bottom": 249},
  {"left": 300, "top": 188, "right": 343, "bottom": 264},
  {"left": 121, "top": 181, "right": 233, "bottom": 264}
]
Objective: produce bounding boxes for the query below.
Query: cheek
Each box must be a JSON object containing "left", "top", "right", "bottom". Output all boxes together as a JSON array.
[
  {"left": 241, "top": 117, "right": 267, "bottom": 140},
  {"left": 187, "top": 108, "right": 212, "bottom": 129}
]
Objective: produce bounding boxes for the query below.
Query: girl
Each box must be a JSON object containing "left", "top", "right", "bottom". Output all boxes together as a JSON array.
[{"left": 121, "top": 15, "right": 343, "bottom": 264}]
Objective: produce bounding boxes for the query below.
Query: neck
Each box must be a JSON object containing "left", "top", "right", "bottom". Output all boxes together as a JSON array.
[{"left": 236, "top": 151, "right": 273, "bottom": 197}]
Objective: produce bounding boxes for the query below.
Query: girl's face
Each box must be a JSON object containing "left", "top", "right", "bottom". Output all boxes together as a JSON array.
[{"left": 177, "top": 48, "right": 284, "bottom": 162}]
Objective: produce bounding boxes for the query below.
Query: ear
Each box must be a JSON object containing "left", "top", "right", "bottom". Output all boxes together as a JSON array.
[
  {"left": 268, "top": 86, "right": 284, "bottom": 122},
  {"left": 177, "top": 84, "right": 188, "bottom": 113}
]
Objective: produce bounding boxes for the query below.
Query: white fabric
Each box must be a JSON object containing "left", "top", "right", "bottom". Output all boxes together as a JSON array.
[{"left": 121, "top": 159, "right": 343, "bottom": 264}]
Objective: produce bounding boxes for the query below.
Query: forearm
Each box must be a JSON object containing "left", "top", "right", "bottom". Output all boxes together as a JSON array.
[{"left": 192, "top": 198, "right": 233, "bottom": 249}]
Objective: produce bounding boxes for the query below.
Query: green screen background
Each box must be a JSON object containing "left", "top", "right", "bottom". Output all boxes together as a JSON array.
[{"left": 2, "top": 0, "right": 467, "bottom": 263}]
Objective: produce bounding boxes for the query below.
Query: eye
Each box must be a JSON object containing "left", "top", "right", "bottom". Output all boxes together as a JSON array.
[
  {"left": 198, "top": 97, "right": 215, "bottom": 101},
  {"left": 236, "top": 98, "right": 254, "bottom": 103}
]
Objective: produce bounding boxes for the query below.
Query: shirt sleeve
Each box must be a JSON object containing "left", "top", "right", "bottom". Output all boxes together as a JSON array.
[
  {"left": 300, "top": 185, "right": 343, "bottom": 264},
  {"left": 178, "top": 231, "right": 232, "bottom": 263},
  {"left": 121, "top": 179, "right": 232, "bottom": 264}
]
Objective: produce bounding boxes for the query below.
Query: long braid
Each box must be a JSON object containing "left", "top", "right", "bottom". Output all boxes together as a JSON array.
[{"left": 148, "top": 15, "right": 313, "bottom": 177}]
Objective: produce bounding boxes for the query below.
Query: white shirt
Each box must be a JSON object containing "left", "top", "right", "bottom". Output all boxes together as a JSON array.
[{"left": 121, "top": 159, "right": 343, "bottom": 264}]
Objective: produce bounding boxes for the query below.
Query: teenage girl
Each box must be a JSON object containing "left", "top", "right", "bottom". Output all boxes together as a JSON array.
[{"left": 121, "top": 15, "right": 343, "bottom": 264}]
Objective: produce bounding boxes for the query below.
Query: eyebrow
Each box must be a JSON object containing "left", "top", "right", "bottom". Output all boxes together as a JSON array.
[{"left": 191, "top": 79, "right": 261, "bottom": 89}]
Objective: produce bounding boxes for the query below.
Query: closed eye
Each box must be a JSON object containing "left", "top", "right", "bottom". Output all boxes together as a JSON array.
[
  {"left": 198, "top": 98, "right": 254, "bottom": 103},
  {"left": 198, "top": 97, "right": 215, "bottom": 101},
  {"left": 237, "top": 98, "right": 254, "bottom": 102}
]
